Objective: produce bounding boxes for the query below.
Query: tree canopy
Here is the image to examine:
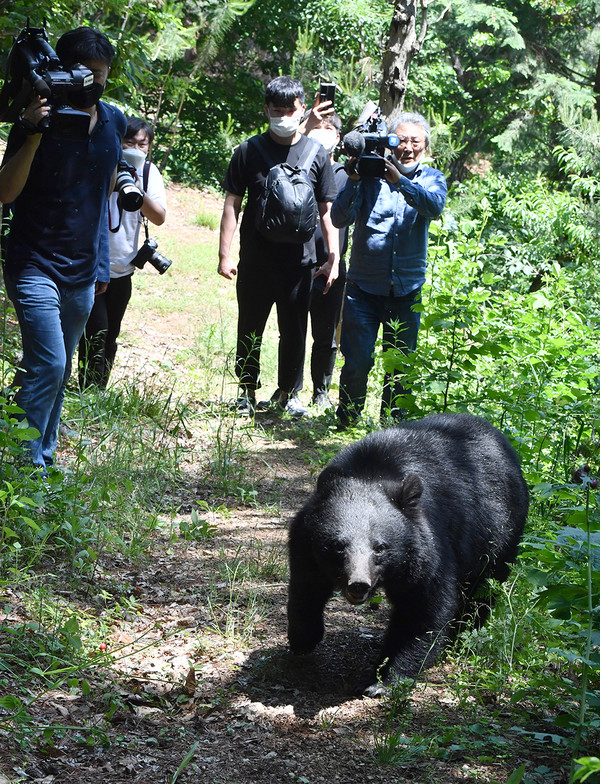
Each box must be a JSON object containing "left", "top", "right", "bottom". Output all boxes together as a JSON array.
[{"left": 1, "top": 0, "right": 599, "bottom": 185}]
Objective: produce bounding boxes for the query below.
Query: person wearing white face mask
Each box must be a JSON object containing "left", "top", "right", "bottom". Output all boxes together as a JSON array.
[
  {"left": 78, "top": 117, "right": 167, "bottom": 388},
  {"left": 331, "top": 110, "right": 447, "bottom": 428},
  {"left": 218, "top": 76, "right": 339, "bottom": 418}
]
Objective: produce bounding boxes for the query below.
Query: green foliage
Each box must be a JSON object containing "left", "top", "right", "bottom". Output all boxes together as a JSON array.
[
  {"left": 367, "top": 169, "right": 600, "bottom": 773},
  {"left": 572, "top": 757, "right": 600, "bottom": 783},
  {"left": 179, "top": 504, "right": 218, "bottom": 541}
]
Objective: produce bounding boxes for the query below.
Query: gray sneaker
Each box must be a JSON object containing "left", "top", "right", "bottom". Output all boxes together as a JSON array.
[
  {"left": 280, "top": 395, "right": 308, "bottom": 418},
  {"left": 312, "top": 392, "right": 334, "bottom": 410}
]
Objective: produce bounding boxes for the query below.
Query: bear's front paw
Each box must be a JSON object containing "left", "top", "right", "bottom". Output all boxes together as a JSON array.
[
  {"left": 361, "top": 680, "right": 390, "bottom": 698},
  {"left": 288, "top": 637, "right": 319, "bottom": 656}
]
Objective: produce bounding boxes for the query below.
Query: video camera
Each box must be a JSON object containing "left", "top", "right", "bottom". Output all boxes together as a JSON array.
[
  {"left": 0, "top": 22, "right": 96, "bottom": 138},
  {"left": 342, "top": 102, "right": 400, "bottom": 178}
]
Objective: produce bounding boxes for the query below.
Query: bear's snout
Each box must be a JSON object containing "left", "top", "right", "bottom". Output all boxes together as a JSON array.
[
  {"left": 343, "top": 545, "right": 379, "bottom": 604},
  {"left": 345, "top": 580, "right": 373, "bottom": 605}
]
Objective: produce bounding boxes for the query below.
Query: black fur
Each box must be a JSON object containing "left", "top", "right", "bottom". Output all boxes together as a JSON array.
[{"left": 287, "top": 413, "right": 529, "bottom": 696}]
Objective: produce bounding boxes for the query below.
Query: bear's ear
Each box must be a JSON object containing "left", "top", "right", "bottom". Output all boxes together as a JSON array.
[
  {"left": 390, "top": 473, "right": 423, "bottom": 511},
  {"left": 316, "top": 465, "right": 349, "bottom": 492}
]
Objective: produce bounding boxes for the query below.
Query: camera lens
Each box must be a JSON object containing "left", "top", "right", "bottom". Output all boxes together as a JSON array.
[
  {"left": 149, "top": 248, "right": 172, "bottom": 275},
  {"left": 115, "top": 162, "right": 143, "bottom": 211}
]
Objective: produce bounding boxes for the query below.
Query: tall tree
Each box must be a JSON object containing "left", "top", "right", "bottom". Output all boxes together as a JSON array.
[{"left": 379, "top": 0, "right": 432, "bottom": 118}]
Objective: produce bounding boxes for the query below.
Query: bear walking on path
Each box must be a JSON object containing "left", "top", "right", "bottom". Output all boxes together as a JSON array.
[{"left": 287, "top": 413, "right": 529, "bottom": 696}]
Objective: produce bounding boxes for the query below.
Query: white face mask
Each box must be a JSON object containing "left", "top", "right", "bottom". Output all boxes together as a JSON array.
[
  {"left": 122, "top": 146, "right": 147, "bottom": 171},
  {"left": 269, "top": 112, "right": 301, "bottom": 138},
  {"left": 393, "top": 154, "right": 421, "bottom": 175},
  {"left": 308, "top": 128, "right": 338, "bottom": 154}
]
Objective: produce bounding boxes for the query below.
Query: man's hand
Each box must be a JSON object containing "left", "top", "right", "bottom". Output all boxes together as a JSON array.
[
  {"left": 299, "top": 96, "right": 334, "bottom": 135},
  {"left": 345, "top": 157, "right": 361, "bottom": 181},
  {"left": 313, "top": 252, "right": 339, "bottom": 294},
  {"left": 0, "top": 97, "right": 50, "bottom": 204},
  {"left": 218, "top": 256, "right": 237, "bottom": 280},
  {"left": 384, "top": 157, "right": 401, "bottom": 185},
  {"left": 21, "top": 96, "right": 50, "bottom": 131},
  {"left": 95, "top": 281, "right": 108, "bottom": 295}
]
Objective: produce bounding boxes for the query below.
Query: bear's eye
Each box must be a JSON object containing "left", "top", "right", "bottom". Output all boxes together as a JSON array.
[
  {"left": 373, "top": 542, "right": 388, "bottom": 554},
  {"left": 326, "top": 541, "right": 345, "bottom": 555}
]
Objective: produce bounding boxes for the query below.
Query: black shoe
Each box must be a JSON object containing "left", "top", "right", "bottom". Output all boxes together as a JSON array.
[
  {"left": 336, "top": 407, "right": 358, "bottom": 430},
  {"left": 257, "top": 389, "right": 281, "bottom": 411},
  {"left": 231, "top": 394, "right": 256, "bottom": 416}
]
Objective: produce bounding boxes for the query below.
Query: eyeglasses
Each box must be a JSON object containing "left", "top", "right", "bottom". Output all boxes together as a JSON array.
[{"left": 396, "top": 136, "right": 426, "bottom": 147}]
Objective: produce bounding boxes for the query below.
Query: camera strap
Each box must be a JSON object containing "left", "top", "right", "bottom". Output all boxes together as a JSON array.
[{"left": 140, "top": 161, "right": 151, "bottom": 239}]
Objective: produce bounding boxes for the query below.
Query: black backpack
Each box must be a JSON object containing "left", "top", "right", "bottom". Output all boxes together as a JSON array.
[{"left": 251, "top": 136, "right": 321, "bottom": 244}]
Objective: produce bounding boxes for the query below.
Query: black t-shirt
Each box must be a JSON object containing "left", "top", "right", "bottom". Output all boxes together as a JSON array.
[{"left": 223, "top": 132, "right": 337, "bottom": 266}]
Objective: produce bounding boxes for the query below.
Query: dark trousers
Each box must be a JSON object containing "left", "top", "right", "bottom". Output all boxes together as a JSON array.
[
  {"left": 337, "top": 282, "right": 421, "bottom": 422},
  {"left": 304, "top": 273, "right": 345, "bottom": 397},
  {"left": 235, "top": 258, "right": 312, "bottom": 395},
  {"left": 78, "top": 274, "right": 133, "bottom": 389}
]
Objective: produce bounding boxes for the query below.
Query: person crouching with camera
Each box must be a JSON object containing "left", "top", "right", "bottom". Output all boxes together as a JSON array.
[
  {"left": 78, "top": 117, "right": 167, "bottom": 389},
  {"left": 0, "top": 27, "right": 126, "bottom": 473}
]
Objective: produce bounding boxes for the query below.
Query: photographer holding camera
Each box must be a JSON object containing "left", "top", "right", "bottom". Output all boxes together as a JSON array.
[
  {"left": 78, "top": 116, "right": 167, "bottom": 389},
  {"left": 331, "top": 110, "right": 447, "bottom": 428},
  {"left": 0, "top": 26, "right": 126, "bottom": 472}
]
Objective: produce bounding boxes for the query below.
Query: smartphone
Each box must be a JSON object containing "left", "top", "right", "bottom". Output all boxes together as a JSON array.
[{"left": 319, "top": 82, "right": 336, "bottom": 106}]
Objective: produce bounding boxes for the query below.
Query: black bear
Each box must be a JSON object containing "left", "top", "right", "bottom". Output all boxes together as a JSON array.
[{"left": 287, "top": 413, "right": 529, "bottom": 696}]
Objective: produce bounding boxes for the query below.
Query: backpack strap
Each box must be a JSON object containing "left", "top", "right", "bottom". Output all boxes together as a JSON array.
[
  {"left": 249, "top": 134, "right": 321, "bottom": 174},
  {"left": 295, "top": 137, "right": 321, "bottom": 174},
  {"left": 248, "top": 134, "right": 277, "bottom": 169}
]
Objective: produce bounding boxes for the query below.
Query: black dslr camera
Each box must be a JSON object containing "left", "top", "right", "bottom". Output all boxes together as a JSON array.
[
  {"left": 0, "top": 22, "right": 96, "bottom": 138},
  {"left": 114, "top": 160, "right": 144, "bottom": 212},
  {"left": 342, "top": 105, "right": 400, "bottom": 178},
  {"left": 131, "top": 237, "right": 172, "bottom": 275}
]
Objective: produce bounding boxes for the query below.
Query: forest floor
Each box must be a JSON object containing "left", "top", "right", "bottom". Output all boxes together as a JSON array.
[{"left": 0, "top": 184, "right": 574, "bottom": 784}]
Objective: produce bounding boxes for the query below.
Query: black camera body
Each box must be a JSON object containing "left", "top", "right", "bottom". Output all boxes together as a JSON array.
[
  {"left": 0, "top": 23, "right": 95, "bottom": 138},
  {"left": 342, "top": 107, "right": 400, "bottom": 178},
  {"left": 115, "top": 160, "right": 144, "bottom": 212},
  {"left": 131, "top": 237, "right": 172, "bottom": 275}
]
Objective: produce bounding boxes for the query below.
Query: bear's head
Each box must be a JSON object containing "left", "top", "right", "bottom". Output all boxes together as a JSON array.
[{"left": 309, "top": 470, "right": 425, "bottom": 605}]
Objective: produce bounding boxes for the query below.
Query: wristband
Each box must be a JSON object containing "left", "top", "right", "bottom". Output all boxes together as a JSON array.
[{"left": 17, "top": 116, "right": 42, "bottom": 136}]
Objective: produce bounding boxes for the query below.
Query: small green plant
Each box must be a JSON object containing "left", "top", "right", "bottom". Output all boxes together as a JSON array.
[
  {"left": 193, "top": 211, "right": 219, "bottom": 231},
  {"left": 205, "top": 555, "right": 270, "bottom": 644},
  {"left": 179, "top": 506, "right": 217, "bottom": 541}
]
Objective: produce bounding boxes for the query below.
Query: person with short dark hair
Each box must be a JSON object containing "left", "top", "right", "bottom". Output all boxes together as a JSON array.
[
  {"left": 78, "top": 116, "right": 167, "bottom": 388},
  {"left": 218, "top": 76, "right": 339, "bottom": 418},
  {"left": 0, "top": 26, "right": 126, "bottom": 471},
  {"left": 332, "top": 110, "right": 447, "bottom": 427}
]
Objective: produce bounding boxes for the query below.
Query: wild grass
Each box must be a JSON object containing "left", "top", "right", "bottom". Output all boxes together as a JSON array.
[{"left": 1, "top": 183, "right": 600, "bottom": 778}]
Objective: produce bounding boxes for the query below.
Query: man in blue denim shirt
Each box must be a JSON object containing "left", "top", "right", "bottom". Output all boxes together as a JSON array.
[{"left": 331, "top": 111, "right": 447, "bottom": 427}]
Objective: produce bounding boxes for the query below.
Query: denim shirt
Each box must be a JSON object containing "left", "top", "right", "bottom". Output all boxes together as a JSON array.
[
  {"left": 3, "top": 101, "right": 126, "bottom": 287},
  {"left": 331, "top": 163, "right": 447, "bottom": 296}
]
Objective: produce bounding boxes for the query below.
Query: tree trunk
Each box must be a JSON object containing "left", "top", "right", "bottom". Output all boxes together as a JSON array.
[
  {"left": 594, "top": 49, "right": 600, "bottom": 120},
  {"left": 379, "top": 0, "right": 431, "bottom": 121}
]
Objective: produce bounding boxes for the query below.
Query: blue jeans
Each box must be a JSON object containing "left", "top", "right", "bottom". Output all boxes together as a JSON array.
[
  {"left": 337, "top": 281, "right": 421, "bottom": 423},
  {"left": 4, "top": 271, "right": 95, "bottom": 467}
]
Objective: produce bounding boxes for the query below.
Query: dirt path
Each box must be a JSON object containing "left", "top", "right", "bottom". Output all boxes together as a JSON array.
[{"left": 0, "top": 185, "right": 569, "bottom": 784}]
